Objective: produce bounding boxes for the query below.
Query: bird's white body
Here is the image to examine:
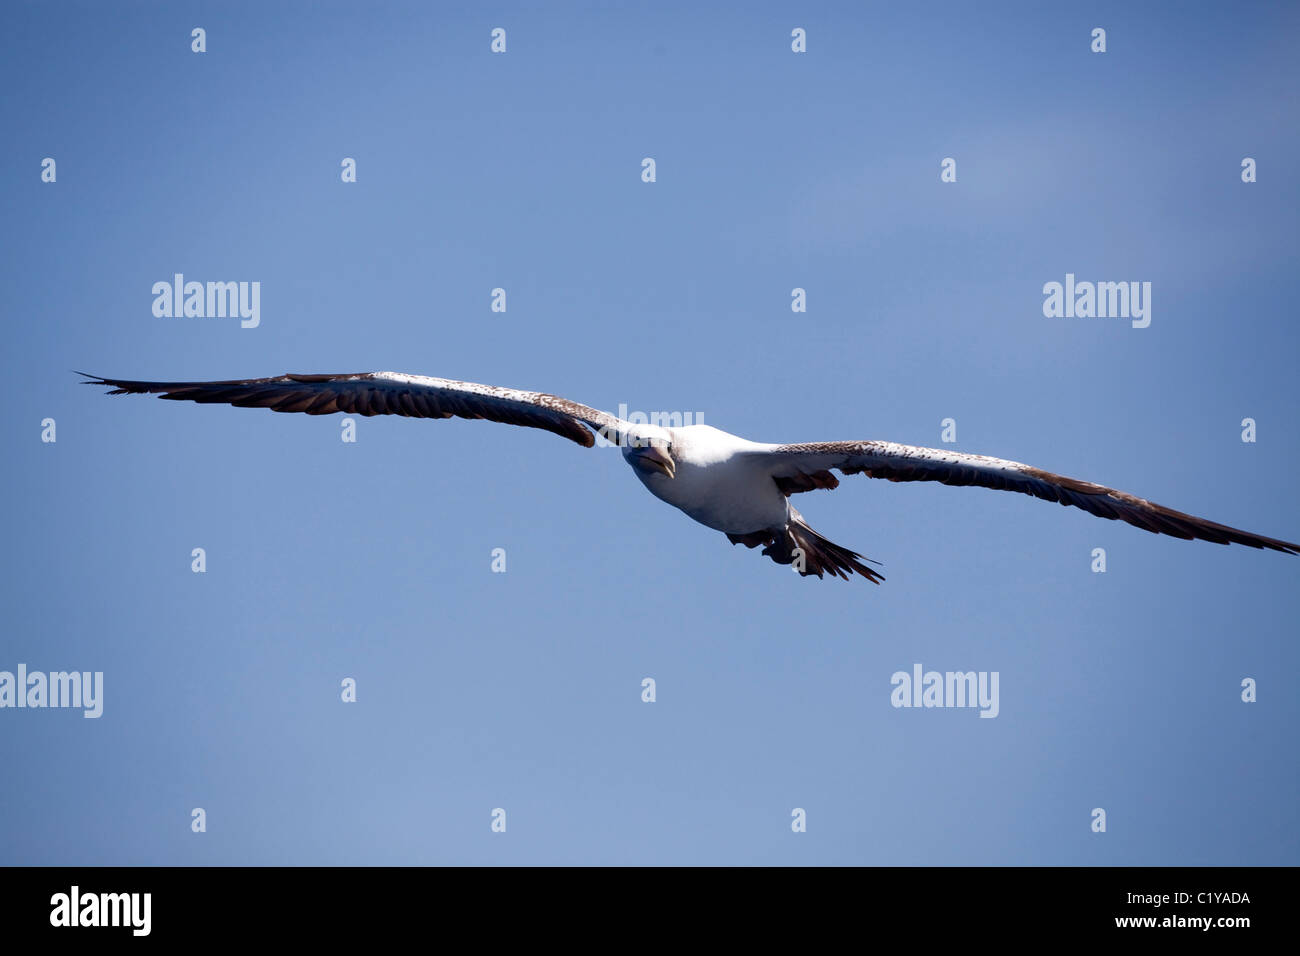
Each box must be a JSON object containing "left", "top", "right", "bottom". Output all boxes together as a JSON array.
[{"left": 623, "top": 424, "right": 786, "bottom": 534}]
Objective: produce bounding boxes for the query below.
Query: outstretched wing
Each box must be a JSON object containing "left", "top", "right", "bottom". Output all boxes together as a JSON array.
[
  {"left": 749, "top": 440, "right": 1299, "bottom": 554},
  {"left": 80, "top": 371, "right": 623, "bottom": 448}
]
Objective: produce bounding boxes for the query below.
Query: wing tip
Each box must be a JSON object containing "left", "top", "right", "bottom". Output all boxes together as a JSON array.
[{"left": 77, "top": 372, "right": 137, "bottom": 395}]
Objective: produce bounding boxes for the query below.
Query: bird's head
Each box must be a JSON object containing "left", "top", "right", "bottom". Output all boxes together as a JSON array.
[{"left": 621, "top": 426, "right": 676, "bottom": 479}]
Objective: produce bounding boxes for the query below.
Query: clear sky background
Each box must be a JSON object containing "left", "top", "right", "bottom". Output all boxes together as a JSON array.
[{"left": 2, "top": 1, "right": 1297, "bottom": 865}]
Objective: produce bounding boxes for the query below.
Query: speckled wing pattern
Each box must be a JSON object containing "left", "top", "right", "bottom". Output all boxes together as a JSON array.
[
  {"left": 757, "top": 440, "right": 1300, "bottom": 554},
  {"left": 80, "top": 371, "right": 624, "bottom": 448}
]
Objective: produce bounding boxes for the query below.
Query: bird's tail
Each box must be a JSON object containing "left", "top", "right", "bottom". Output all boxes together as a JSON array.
[{"left": 728, "top": 508, "right": 884, "bottom": 583}]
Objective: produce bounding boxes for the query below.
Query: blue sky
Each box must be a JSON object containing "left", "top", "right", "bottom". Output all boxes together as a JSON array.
[{"left": 2, "top": 1, "right": 1297, "bottom": 865}]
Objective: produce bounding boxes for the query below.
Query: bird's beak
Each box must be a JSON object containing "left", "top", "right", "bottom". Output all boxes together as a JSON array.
[{"left": 631, "top": 443, "right": 676, "bottom": 479}]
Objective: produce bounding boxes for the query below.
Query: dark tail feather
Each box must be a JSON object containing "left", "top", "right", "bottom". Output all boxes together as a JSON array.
[{"left": 727, "top": 510, "right": 884, "bottom": 583}]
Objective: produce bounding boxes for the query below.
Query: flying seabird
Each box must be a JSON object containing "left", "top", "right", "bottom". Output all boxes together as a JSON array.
[{"left": 81, "top": 371, "right": 1299, "bottom": 582}]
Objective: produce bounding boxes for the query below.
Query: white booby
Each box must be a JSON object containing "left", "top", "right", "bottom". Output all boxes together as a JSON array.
[{"left": 82, "top": 371, "right": 1300, "bottom": 581}]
